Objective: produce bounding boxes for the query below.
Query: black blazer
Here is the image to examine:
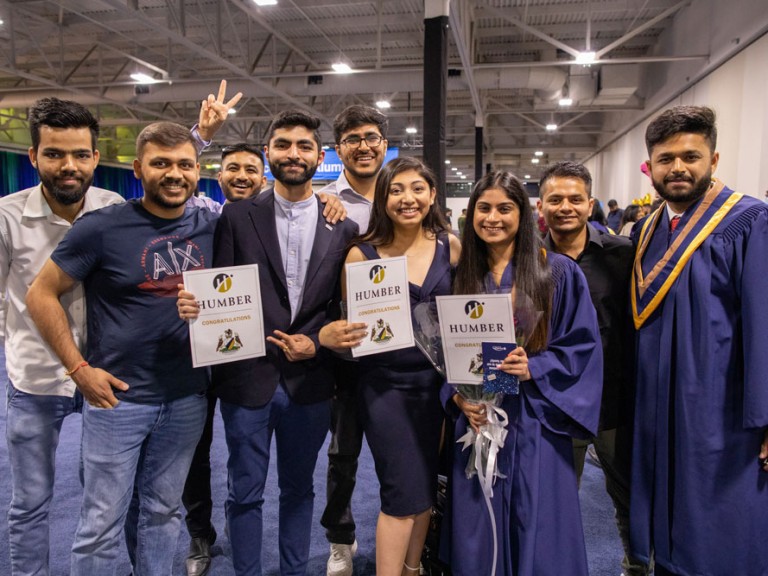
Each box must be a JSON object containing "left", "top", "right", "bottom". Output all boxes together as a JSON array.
[{"left": 210, "top": 189, "right": 359, "bottom": 408}]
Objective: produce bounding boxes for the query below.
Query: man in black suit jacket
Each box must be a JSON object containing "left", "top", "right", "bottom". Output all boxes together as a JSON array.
[{"left": 208, "top": 111, "right": 359, "bottom": 575}]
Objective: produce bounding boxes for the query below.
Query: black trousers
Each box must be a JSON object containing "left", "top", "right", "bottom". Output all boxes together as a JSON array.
[
  {"left": 182, "top": 391, "right": 218, "bottom": 539},
  {"left": 320, "top": 361, "right": 363, "bottom": 545}
]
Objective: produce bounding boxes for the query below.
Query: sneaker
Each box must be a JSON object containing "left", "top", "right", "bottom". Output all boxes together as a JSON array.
[{"left": 327, "top": 540, "right": 358, "bottom": 576}]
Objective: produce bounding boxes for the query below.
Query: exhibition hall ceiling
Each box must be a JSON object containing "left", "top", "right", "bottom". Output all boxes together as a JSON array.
[{"left": 0, "top": 0, "right": 697, "bottom": 178}]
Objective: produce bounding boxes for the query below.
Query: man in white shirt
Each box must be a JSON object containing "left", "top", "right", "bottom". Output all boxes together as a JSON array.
[{"left": 0, "top": 97, "right": 122, "bottom": 576}]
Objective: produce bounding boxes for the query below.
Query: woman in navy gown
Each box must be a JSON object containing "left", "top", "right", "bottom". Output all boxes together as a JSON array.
[
  {"left": 320, "top": 157, "right": 460, "bottom": 576},
  {"left": 441, "top": 171, "right": 602, "bottom": 576}
]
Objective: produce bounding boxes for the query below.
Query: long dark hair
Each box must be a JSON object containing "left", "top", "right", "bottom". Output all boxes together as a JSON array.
[
  {"left": 358, "top": 156, "right": 448, "bottom": 246},
  {"left": 454, "top": 171, "right": 551, "bottom": 352}
]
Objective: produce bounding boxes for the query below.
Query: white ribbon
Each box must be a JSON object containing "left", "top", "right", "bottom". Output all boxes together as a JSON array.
[{"left": 457, "top": 401, "right": 509, "bottom": 576}]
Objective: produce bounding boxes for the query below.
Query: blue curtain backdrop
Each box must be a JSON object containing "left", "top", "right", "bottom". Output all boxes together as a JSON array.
[{"left": 0, "top": 149, "right": 225, "bottom": 202}]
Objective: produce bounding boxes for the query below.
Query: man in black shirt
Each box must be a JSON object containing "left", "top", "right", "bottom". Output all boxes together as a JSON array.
[{"left": 538, "top": 161, "right": 649, "bottom": 576}]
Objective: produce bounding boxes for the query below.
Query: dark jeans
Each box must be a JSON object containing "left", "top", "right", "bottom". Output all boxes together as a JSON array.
[
  {"left": 182, "top": 391, "right": 218, "bottom": 539},
  {"left": 320, "top": 361, "right": 363, "bottom": 545}
]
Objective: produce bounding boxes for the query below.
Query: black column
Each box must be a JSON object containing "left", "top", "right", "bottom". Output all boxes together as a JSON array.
[
  {"left": 474, "top": 125, "right": 483, "bottom": 182},
  {"left": 423, "top": 11, "right": 448, "bottom": 206}
]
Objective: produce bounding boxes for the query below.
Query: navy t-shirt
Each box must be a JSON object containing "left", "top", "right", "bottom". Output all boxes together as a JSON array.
[{"left": 52, "top": 199, "right": 217, "bottom": 404}]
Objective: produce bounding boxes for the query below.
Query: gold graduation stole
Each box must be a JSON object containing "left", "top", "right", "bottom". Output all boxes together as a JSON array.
[{"left": 631, "top": 180, "right": 742, "bottom": 329}]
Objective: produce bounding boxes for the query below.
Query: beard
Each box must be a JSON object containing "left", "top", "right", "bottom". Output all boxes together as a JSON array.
[
  {"left": 269, "top": 160, "right": 318, "bottom": 186},
  {"left": 38, "top": 170, "right": 92, "bottom": 206},
  {"left": 652, "top": 170, "right": 712, "bottom": 205},
  {"left": 143, "top": 178, "right": 196, "bottom": 209}
]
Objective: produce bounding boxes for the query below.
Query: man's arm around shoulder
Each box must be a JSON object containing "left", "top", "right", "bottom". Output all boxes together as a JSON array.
[{"left": 26, "top": 259, "right": 128, "bottom": 407}]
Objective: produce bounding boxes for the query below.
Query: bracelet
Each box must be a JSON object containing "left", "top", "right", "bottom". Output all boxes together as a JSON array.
[{"left": 65, "top": 361, "right": 89, "bottom": 377}]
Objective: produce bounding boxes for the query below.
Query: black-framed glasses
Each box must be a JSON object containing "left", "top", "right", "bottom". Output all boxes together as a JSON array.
[{"left": 340, "top": 134, "right": 384, "bottom": 148}]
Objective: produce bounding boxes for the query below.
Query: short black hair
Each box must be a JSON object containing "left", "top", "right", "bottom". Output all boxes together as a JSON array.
[
  {"left": 538, "top": 161, "right": 593, "bottom": 197},
  {"left": 221, "top": 143, "right": 265, "bottom": 168},
  {"left": 607, "top": 199, "right": 618, "bottom": 208},
  {"left": 332, "top": 105, "right": 388, "bottom": 144},
  {"left": 28, "top": 97, "right": 100, "bottom": 151},
  {"left": 645, "top": 105, "right": 717, "bottom": 155},
  {"left": 267, "top": 110, "right": 322, "bottom": 149},
  {"left": 136, "top": 121, "right": 197, "bottom": 159}
]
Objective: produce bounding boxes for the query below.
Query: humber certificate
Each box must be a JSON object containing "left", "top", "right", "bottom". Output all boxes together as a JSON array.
[
  {"left": 436, "top": 294, "right": 515, "bottom": 385},
  {"left": 183, "top": 264, "right": 265, "bottom": 367},
  {"left": 346, "top": 256, "right": 414, "bottom": 358}
]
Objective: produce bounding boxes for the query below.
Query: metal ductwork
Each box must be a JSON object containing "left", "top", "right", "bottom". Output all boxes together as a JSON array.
[{"left": 0, "top": 68, "right": 568, "bottom": 109}]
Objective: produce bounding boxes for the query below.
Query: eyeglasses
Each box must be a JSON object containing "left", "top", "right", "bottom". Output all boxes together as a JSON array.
[{"left": 340, "top": 134, "right": 384, "bottom": 148}]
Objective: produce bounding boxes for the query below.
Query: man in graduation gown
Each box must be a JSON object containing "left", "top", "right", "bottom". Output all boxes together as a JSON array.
[{"left": 630, "top": 105, "right": 768, "bottom": 576}]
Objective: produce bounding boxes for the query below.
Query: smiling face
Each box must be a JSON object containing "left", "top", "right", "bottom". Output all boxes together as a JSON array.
[
  {"left": 647, "top": 132, "right": 718, "bottom": 210},
  {"left": 336, "top": 123, "right": 388, "bottom": 181},
  {"left": 133, "top": 141, "right": 199, "bottom": 218},
  {"left": 29, "top": 125, "right": 100, "bottom": 207},
  {"left": 384, "top": 169, "right": 436, "bottom": 229},
  {"left": 218, "top": 150, "right": 266, "bottom": 201},
  {"left": 537, "top": 176, "right": 593, "bottom": 236},
  {"left": 266, "top": 125, "right": 324, "bottom": 187},
  {"left": 473, "top": 186, "right": 520, "bottom": 250}
]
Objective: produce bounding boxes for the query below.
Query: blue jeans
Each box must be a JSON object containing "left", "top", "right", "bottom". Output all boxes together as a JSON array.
[
  {"left": 6, "top": 381, "right": 82, "bottom": 576},
  {"left": 221, "top": 385, "right": 330, "bottom": 576},
  {"left": 70, "top": 393, "right": 207, "bottom": 576}
]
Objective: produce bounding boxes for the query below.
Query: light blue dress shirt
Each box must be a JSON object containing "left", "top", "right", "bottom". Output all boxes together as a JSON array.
[{"left": 274, "top": 192, "right": 318, "bottom": 322}]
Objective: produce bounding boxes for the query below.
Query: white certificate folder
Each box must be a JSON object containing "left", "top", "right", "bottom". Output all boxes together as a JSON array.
[
  {"left": 184, "top": 264, "right": 265, "bottom": 367},
  {"left": 436, "top": 294, "right": 515, "bottom": 385},
  {"left": 345, "top": 256, "right": 414, "bottom": 358}
]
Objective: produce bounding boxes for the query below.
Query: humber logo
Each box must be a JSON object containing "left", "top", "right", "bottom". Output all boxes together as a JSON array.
[
  {"left": 369, "top": 265, "right": 386, "bottom": 284},
  {"left": 464, "top": 300, "right": 484, "bottom": 319},
  {"left": 213, "top": 273, "right": 233, "bottom": 293}
]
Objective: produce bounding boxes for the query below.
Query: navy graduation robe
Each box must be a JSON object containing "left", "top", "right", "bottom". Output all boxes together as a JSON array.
[
  {"left": 630, "top": 186, "right": 768, "bottom": 576},
  {"left": 442, "top": 253, "right": 603, "bottom": 576}
]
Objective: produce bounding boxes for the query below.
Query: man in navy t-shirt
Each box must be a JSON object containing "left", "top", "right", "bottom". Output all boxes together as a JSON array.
[{"left": 27, "top": 121, "right": 217, "bottom": 576}]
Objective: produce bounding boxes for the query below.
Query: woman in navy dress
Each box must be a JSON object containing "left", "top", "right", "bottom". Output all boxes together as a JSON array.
[
  {"left": 441, "top": 171, "right": 602, "bottom": 576},
  {"left": 320, "top": 157, "right": 460, "bottom": 576}
]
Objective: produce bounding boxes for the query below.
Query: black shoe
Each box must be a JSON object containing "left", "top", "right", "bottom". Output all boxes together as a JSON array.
[{"left": 186, "top": 529, "right": 217, "bottom": 576}]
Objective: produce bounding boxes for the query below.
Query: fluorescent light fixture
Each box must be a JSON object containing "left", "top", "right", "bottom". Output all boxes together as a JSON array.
[
  {"left": 460, "top": 175, "right": 467, "bottom": 180},
  {"left": 445, "top": 160, "right": 451, "bottom": 164},
  {"left": 575, "top": 51, "right": 596, "bottom": 65},
  {"left": 524, "top": 174, "right": 531, "bottom": 179},
  {"left": 206, "top": 163, "right": 221, "bottom": 170},
  {"left": 451, "top": 167, "right": 457, "bottom": 171},
  {"left": 253, "top": 0, "right": 278, "bottom": 5},
  {"left": 531, "top": 158, "right": 540, "bottom": 164},
  {"left": 405, "top": 126, "right": 417, "bottom": 134},
  {"left": 375, "top": 100, "right": 391, "bottom": 109},
  {"left": 130, "top": 72, "right": 159, "bottom": 84},
  {"left": 558, "top": 97, "right": 573, "bottom": 107},
  {"left": 332, "top": 62, "right": 352, "bottom": 74},
  {"left": 322, "top": 145, "right": 329, "bottom": 150},
  {"left": 534, "top": 150, "right": 544, "bottom": 157},
  {"left": 545, "top": 123, "right": 558, "bottom": 132},
  {"left": 227, "top": 108, "right": 237, "bottom": 115},
  {"left": 0, "top": 19, "right": 4, "bottom": 25}
]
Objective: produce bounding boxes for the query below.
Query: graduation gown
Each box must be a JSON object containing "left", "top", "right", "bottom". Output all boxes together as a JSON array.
[
  {"left": 442, "top": 253, "right": 603, "bottom": 576},
  {"left": 630, "top": 184, "right": 768, "bottom": 576}
]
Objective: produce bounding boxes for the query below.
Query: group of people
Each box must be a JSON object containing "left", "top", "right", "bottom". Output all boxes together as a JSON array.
[{"left": 1, "top": 76, "right": 767, "bottom": 576}]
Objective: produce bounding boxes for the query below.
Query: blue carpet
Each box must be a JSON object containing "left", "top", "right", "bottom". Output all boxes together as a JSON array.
[{"left": 0, "top": 345, "right": 624, "bottom": 575}]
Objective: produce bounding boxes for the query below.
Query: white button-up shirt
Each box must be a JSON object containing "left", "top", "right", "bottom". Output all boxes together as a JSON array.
[
  {"left": 0, "top": 185, "right": 123, "bottom": 396},
  {"left": 318, "top": 171, "right": 373, "bottom": 233}
]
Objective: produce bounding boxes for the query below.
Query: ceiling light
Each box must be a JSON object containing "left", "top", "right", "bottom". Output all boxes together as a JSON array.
[
  {"left": 206, "top": 163, "right": 221, "bottom": 170},
  {"left": 253, "top": 0, "right": 278, "bottom": 5},
  {"left": 0, "top": 19, "right": 4, "bottom": 25},
  {"left": 534, "top": 150, "right": 544, "bottom": 157},
  {"left": 227, "top": 108, "right": 237, "bottom": 115},
  {"left": 451, "top": 167, "right": 457, "bottom": 171},
  {"left": 558, "top": 97, "right": 573, "bottom": 107},
  {"left": 531, "top": 158, "right": 540, "bottom": 164},
  {"left": 405, "top": 126, "right": 417, "bottom": 134},
  {"left": 130, "top": 72, "right": 159, "bottom": 84},
  {"left": 545, "top": 123, "right": 558, "bottom": 132},
  {"left": 575, "top": 51, "right": 596, "bottom": 65},
  {"left": 460, "top": 175, "right": 467, "bottom": 179},
  {"left": 322, "top": 145, "right": 329, "bottom": 150},
  {"left": 332, "top": 62, "right": 352, "bottom": 74},
  {"left": 375, "top": 100, "right": 391, "bottom": 109},
  {"left": 445, "top": 160, "right": 451, "bottom": 165},
  {"left": 524, "top": 174, "right": 531, "bottom": 179}
]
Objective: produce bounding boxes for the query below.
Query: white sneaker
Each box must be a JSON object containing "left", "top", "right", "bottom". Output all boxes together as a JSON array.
[{"left": 327, "top": 540, "right": 358, "bottom": 576}]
